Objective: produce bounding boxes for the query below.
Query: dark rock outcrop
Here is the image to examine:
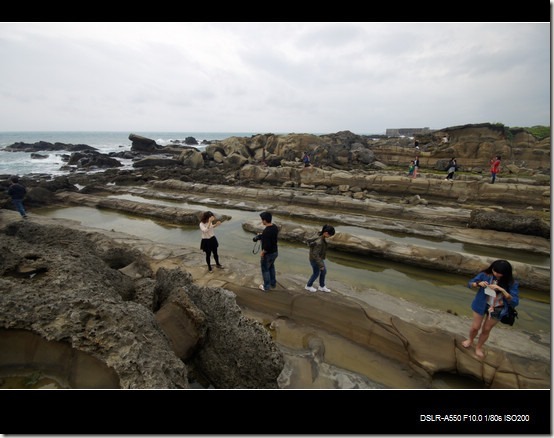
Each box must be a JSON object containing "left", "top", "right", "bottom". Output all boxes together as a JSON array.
[
  {"left": 66, "top": 151, "right": 123, "bottom": 169},
  {"left": 3, "top": 141, "right": 98, "bottom": 153},
  {"left": 469, "top": 209, "right": 550, "bottom": 239},
  {"left": 129, "top": 133, "right": 162, "bottom": 153}
]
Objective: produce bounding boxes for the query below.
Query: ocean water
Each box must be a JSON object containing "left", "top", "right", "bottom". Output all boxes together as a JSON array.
[{"left": 0, "top": 131, "right": 257, "bottom": 178}]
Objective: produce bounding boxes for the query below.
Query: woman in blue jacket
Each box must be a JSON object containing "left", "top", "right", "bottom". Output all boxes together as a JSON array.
[{"left": 462, "top": 259, "right": 519, "bottom": 359}]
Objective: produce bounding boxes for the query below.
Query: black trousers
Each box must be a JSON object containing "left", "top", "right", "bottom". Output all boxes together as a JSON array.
[{"left": 201, "top": 236, "right": 220, "bottom": 269}]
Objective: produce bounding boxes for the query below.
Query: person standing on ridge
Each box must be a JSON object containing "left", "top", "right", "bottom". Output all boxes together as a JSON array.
[
  {"left": 445, "top": 157, "right": 457, "bottom": 180},
  {"left": 301, "top": 151, "right": 312, "bottom": 171},
  {"left": 257, "top": 211, "right": 279, "bottom": 292},
  {"left": 412, "top": 155, "right": 420, "bottom": 178},
  {"left": 199, "top": 211, "right": 224, "bottom": 273},
  {"left": 490, "top": 155, "right": 501, "bottom": 184},
  {"left": 7, "top": 176, "right": 28, "bottom": 219},
  {"left": 304, "top": 224, "right": 336, "bottom": 293}
]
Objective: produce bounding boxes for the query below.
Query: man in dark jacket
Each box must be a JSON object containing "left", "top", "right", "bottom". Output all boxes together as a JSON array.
[
  {"left": 257, "top": 211, "right": 279, "bottom": 292},
  {"left": 7, "top": 176, "right": 27, "bottom": 218}
]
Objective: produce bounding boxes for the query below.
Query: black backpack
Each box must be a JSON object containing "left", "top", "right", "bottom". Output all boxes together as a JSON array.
[{"left": 500, "top": 305, "right": 518, "bottom": 326}]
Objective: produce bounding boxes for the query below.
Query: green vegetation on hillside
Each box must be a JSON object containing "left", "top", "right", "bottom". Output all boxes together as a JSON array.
[
  {"left": 524, "top": 125, "right": 550, "bottom": 140},
  {"left": 507, "top": 124, "right": 550, "bottom": 140}
]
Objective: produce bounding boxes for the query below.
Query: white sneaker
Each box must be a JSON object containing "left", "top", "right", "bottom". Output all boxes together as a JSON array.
[
  {"left": 318, "top": 286, "right": 331, "bottom": 292},
  {"left": 305, "top": 285, "right": 317, "bottom": 292}
]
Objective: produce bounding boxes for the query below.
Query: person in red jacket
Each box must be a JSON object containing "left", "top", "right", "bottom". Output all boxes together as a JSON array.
[{"left": 490, "top": 155, "right": 501, "bottom": 184}]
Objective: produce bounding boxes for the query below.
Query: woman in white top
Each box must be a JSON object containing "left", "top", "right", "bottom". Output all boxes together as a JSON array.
[{"left": 199, "top": 211, "right": 224, "bottom": 272}]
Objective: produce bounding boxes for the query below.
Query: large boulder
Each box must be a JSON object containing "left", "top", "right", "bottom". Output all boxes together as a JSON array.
[
  {"left": 129, "top": 133, "right": 162, "bottom": 153},
  {"left": 153, "top": 268, "right": 285, "bottom": 388}
]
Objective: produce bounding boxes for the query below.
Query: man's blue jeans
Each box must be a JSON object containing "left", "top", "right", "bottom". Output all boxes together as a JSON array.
[
  {"left": 12, "top": 199, "right": 26, "bottom": 217},
  {"left": 260, "top": 251, "right": 278, "bottom": 290}
]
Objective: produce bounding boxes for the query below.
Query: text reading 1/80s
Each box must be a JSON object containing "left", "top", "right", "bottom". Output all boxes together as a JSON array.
[{"left": 420, "top": 414, "right": 530, "bottom": 422}]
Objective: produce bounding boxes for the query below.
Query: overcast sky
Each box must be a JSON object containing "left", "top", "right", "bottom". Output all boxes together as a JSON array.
[{"left": 0, "top": 22, "right": 550, "bottom": 134}]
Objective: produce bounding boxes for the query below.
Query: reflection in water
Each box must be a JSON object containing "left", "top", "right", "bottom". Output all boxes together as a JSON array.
[
  {"left": 0, "top": 329, "right": 120, "bottom": 389},
  {"left": 0, "top": 373, "right": 65, "bottom": 389},
  {"left": 431, "top": 372, "right": 485, "bottom": 389},
  {"left": 35, "top": 203, "right": 550, "bottom": 337}
]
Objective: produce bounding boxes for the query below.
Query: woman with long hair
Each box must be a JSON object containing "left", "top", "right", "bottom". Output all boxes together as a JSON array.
[{"left": 462, "top": 259, "right": 519, "bottom": 359}]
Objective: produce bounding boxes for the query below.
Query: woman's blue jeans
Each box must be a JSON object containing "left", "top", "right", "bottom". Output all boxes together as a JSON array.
[
  {"left": 307, "top": 260, "right": 326, "bottom": 287},
  {"left": 260, "top": 251, "right": 278, "bottom": 290}
]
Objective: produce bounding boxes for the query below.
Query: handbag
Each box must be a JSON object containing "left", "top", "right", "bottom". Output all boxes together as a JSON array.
[{"left": 500, "top": 305, "right": 518, "bottom": 326}]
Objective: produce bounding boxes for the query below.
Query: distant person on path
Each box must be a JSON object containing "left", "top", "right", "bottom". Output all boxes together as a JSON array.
[
  {"left": 301, "top": 151, "right": 312, "bottom": 171},
  {"left": 407, "top": 160, "right": 415, "bottom": 177},
  {"left": 445, "top": 157, "right": 457, "bottom": 180},
  {"left": 257, "top": 211, "right": 279, "bottom": 292},
  {"left": 7, "top": 176, "right": 27, "bottom": 219},
  {"left": 412, "top": 155, "right": 420, "bottom": 178},
  {"left": 490, "top": 155, "right": 501, "bottom": 183},
  {"left": 462, "top": 259, "right": 519, "bottom": 359},
  {"left": 304, "top": 224, "right": 336, "bottom": 293},
  {"left": 199, "top": 211, "right": 223, "bottom": 272}
]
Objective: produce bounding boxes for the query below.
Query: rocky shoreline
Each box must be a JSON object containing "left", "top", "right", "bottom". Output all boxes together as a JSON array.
[{"left": 0, "top": 124, "right": 550, "bottom": 389}]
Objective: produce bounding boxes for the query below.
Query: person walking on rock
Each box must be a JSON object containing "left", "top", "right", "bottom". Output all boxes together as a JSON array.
[
  {"left": 7, "top": 176, "right": 28, "bottom": 219},
  {"left": 490, "top": 155, "right": 501, "bottom": 184},
  {"left": 412, "top": 155, "right": 420, "bottom": 178},
  {"left": 301, "top": 151, "right": 312, "bottom": 171},
  {"left": 445, "top": 157, "right": 457, "bottom": 180},
  {"left": 462, "top": 259, "right": 519, "bottom": 359},
  {"left": 305, "top": 224, "right": 336, "bottom": 293},
  {"left": 257, "top": 211, "right": 279, "bottom": 292},
  {"left": 199, "top": 211, "right": 223, "bottom": 272}
]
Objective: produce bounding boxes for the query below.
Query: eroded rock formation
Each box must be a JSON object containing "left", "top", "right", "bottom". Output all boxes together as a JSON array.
[{"left": 0, "top": 219, "right": 284, "bottom": 389}]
